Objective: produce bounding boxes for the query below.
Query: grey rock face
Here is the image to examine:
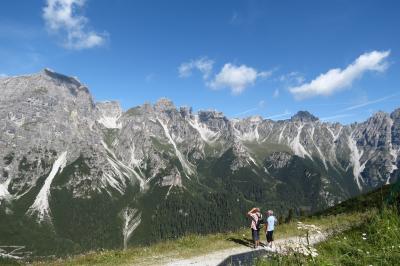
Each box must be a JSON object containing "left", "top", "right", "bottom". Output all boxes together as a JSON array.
[
  {"left": 1, "top": 69, "right": 399, "bottom": 217},
  {"left": 265, "top": 152, "right": 292, "bottom": 169},
  {"left": 1, "top": 69, "right": 104, "bottom": 197},
  {"left": 96, "top": 101, "right": 122, "bottom": 129}
]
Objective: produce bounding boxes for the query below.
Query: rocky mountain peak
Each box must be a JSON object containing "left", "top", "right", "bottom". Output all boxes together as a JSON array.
[
  {"left": 41, "top": 68, "right": 83, "bottom": 88},
  {"left": 97, "top": 100, "right": 121, "bottom": 111},
  {"left": 96, "top": 101, "right": 123, "bottom": 128},
  {"left": 154, "top": 98, "right": 176, "bottom": 111},
  {"left": 245, "top": 116, "right": 263, "bottom": 123},
  {"left": 372, "top": 111, "right": 389, "bottom": 119},
  {"left": 179, "top": 106, "right": 192, "bottom": 117},
  {"left": 198, "top": 110, "right": 226, "bottom": 121},
  {"left": 391, "top": 108, "right": 400, "bottom": 119},
  {"left": 291, "top": 111, "right": 319, "bottom": 122}
]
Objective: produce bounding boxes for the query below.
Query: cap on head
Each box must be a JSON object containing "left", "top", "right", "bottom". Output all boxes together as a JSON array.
[{"left": 267, "top": 210, "right": 273, "bottom": 215}]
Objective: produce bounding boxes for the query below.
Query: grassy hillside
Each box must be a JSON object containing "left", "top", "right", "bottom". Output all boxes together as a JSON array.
[
  {"left": 2, "top": 183, "right": 397, "bottom": 265},
  {"left": 256, "top": 207, "right": 400, "bottom": 266},
  {"left": 256, "top": 183, "right": 400, "bottom": 265},
  {"left": 21, "top": 212, "right": 367, "bottom": 266}
]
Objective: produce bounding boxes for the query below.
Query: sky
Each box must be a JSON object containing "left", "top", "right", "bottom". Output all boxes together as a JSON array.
[{"left": 1, "top": 0, "right": 399, "bottom": 124}]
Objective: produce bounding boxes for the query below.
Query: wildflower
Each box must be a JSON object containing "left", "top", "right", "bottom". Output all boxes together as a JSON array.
[
  {"left": 362, "top": 237, "right": 367, "bottom": 240},
  {"left": 362, "top": 233, "right": 367, "bottom": 236},
  {"left": 343, "top": 237, "right": 347, "bottom": 240}
]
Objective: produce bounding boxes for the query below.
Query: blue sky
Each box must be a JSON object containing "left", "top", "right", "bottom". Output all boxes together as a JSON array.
[{"left": 1, "top": 0, "right": 399, "bottom": 123}]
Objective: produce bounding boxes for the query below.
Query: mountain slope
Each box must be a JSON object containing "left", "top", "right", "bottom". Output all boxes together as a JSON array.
[{"left": 0, "top": 69, "right": 399, "bottom": 256}]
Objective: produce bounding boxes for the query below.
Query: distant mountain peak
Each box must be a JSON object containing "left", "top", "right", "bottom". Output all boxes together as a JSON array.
[
  {"left": 41, "top": 68, "right": 83, "bottom": 88},
  {"left": 154, "top": 98, "right": 175, "bottom": 110},
  {"left": 291, "top": 111, "right": 319, "bottom": 122}
]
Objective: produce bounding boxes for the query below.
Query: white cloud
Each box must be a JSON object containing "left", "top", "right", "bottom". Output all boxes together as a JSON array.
[
  {"left": 208, "top": 63, "right": 271, "bottom": 95},
  {"left": 43, "top": 0, "right": 107, "bottom": 49},
  {"left": 178, "top": 57, "right": 214, "bottom": 80},
  {"left": 290, "top": 50, "right": 390, "bottom": 100}
]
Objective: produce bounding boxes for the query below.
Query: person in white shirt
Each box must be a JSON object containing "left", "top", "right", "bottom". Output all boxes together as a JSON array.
[{"left": 264, "top": 210, "right": 277, "bottom": 249}]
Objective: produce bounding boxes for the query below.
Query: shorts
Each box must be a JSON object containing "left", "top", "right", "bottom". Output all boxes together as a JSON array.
[
  {"left": 251, "top": 229, "right": 260, "bottom": 241},
  {"left": 266, "top": 230, "right": 274, "bottom": 242}
]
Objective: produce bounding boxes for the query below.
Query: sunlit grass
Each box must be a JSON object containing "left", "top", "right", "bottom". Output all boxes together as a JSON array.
[
  {"left": 26, "top": 210, "right": 371, "bottom": 265},
  {"left": 256, "top": 207, "right": 400, "bottom": 266}
]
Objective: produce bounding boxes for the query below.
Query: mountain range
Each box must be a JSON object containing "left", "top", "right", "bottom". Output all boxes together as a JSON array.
[{"left": 0, "top": 69, "right": 399, "bottom": 255}]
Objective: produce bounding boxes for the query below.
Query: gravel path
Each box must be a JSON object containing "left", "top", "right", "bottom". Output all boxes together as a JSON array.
[{"left": 164, "top": 232, "right": 329, "bottom": 266}]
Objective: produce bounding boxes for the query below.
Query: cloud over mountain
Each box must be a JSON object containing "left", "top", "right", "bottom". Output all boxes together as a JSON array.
[
  {"left": 43, "top": 0, "right": 107, "bottom": 49},
  {"left": 290, "top": 50, "right": 390, "bottom": 100},
  {"left": 208, "top": 63, "right": 271, "bottom": 95},
  {"left": 178, "top": 57, "right": 214, "bottom": 79}
]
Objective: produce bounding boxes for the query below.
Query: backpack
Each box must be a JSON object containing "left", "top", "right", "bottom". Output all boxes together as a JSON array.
[{"left": 256, "top": 214, "right": 264, "bottom": 230}]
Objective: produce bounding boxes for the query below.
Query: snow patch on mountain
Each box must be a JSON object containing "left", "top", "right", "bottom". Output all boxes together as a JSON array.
[
  {"left": 26, "top": 151, "right": 68, "bottom": 222},
  {"left": 129, "top": 140, "right": 142, "bottom": 168},
  {"left": 187, "top": 115, "right": 220, "bottom": 143},
  {"left": 0, "top": 178, "right": 11, "bottom": 201},
  {"left": 121, "top": 208, "right": 141, "bottom": 250},
  {"left": 347, "top": 135, "right": 365, "bottom": 190},
  {"left": 157, "top": 117, "right": 194, "bottom": 176},
  {"left": 290, "top": 124, "right": 312, "bottom": 160},
  {"left": 387, "top": 146, "right": 398, "bottom": 184},
  {"left": 101, "top": 141, "right": 146, "bottom": 193},
  {"left": 389, "top": 148, "right": 398, "bottom": 173},
  {"left": 97, "top": 101, "right": 122, "bottom": 129},
  {"left": 327, "top": 126, "right": 342, "bottom": 142},
  {"left": 163, "top": 168, "right": 184, "bottom": 199},
  {"left": 242, "top": 125, "right": 260, "bottom": 142},
  {"left": 387, "top": 117, "right": 398, "bottom": 184},
  {"left": 98, "top": 115, "right": 122, "bottom": 129},
  {"left": 232, "top": 121, "right": 260, "bottom": 142},
  {"left": 247, "top": 155, "right": 258, "bottom": 166},
  {"left": 278, "top": 124, "right": 287, "bottom": 143},
  {"left": 309, "top": 126, "right": 327, "bottom": 170}
]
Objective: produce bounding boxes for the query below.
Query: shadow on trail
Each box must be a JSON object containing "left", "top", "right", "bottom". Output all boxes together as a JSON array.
[
  {"left": 218, "top": 249, "right": 269, "bottom": 266},
  {"left": 226, "top": 237, "right": 253, "bottom": 248}
]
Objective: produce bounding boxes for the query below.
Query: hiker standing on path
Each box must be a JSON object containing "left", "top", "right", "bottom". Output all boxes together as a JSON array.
[
  {"left": 265, "top": 210, "right": 277, "bottom": 250},
  {"left": 247, "top": 207, "right": 262, "bottom": 249}
]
